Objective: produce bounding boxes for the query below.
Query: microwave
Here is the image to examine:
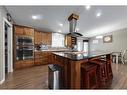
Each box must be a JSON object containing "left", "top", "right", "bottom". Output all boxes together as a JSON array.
[{"left": 16, "top": 36, "right": 33, "bottom": 45}]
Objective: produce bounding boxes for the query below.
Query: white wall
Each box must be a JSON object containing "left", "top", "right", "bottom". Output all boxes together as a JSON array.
[
  {"left": 89, "top": 28, "right": 127, "bottom": 53},
  {"left": 0, "top": 6, "right": 8, "bottom": 84}
]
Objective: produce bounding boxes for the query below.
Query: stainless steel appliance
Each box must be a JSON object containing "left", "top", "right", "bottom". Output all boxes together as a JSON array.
[
  {"left": 66, "top": 13, "right": 83, "bottom": 37},
  {"left": 16, "top": 46, "right": 34, "bottom": 60},
  {"left": 48, "top": 64, "right": 63, "bottom": 89},
  {"left": 16, "top": 36, "right": 33, "bottom": 45},
  {"left": 16, "top": 36, "right": 34, "bottom": 60}
]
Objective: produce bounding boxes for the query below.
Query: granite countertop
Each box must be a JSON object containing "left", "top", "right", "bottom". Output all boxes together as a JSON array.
[
  {"left": 52, "top": 51, "right": 112, "bottom": 61},
  {"left": 34, "top": 49, "right": 70, "bottom": 52}
]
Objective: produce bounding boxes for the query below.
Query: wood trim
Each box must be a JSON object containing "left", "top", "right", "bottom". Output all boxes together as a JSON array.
[
  {"left": 13, "top": 24, "right": 35, "bottom": 29},
  {"left": 68, "top": 13, "right": 79, "bottom": 21}
]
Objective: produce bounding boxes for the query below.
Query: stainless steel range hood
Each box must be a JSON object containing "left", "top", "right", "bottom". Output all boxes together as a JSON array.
[{"left": 67, "top": 13, "right": 83, "bottom": 37}]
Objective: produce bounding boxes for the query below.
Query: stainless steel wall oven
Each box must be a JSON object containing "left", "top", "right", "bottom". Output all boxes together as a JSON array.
[
  {"left": 16, "top": 36, "right": 34, "bottom": 60},
  {"left": 16, "top": 36, "right": 33, "bottom": 45},
  {"left": 16, "top": 46, "right": 34, "bottom": 60}
]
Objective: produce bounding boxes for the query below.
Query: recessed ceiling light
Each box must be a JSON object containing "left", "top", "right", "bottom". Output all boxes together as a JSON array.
[
  {"left": 96, "top": 12, "right": 102, "bottom": 17},
  {"left": 32, "top": 15, "right": 38, "bottom": 20},
  {"left": 85, "top": 5, "right": 91, "bottom": 10},
  {"left": 59, "top": 23, "right": 63, "bottom": 27},
  {"left": 58, "top": 30, "right": 62, "bottom": 32},
  {"left": 96, "top": 35, "right": 103, "bottom": 39},
  {"left": 32, "top": 15, "right": 43, "bottom": 20}
]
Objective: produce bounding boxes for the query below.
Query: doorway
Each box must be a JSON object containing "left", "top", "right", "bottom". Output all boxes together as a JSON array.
[{"left": 3, "top": 18, "right": 13, "bottom": 78}]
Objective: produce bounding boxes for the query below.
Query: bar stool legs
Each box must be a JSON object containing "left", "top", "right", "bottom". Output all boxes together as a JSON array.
[{"left": 81, "top": 63, "right": 98, "bottom": 89}]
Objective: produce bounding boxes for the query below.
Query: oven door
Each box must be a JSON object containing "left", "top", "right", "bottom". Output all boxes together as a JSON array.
[
  {"left": 16, "top": 46, "right": 34, "bottom": 60},
  {"left": 16, "top": 36, "right": 33, "bottom": 45}
]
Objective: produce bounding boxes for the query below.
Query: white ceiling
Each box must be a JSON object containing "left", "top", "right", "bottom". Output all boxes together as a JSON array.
[{"left": 5, "top": 6, "right": 127, "bottom": 37}]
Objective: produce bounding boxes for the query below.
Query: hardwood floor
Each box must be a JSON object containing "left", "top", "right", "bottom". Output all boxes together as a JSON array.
[
  {"left": 109, "top": 63, "right": 127, "bottom": 89},
  {"left": 0, "top": 63, "right": 127, "bottom": 89},
  {"left": 0, "top": 65, "right": 48, "bottom": 89}
]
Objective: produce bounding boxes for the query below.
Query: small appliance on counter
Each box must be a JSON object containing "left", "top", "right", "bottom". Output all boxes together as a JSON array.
[{"left": 40, "top": 44, "right": 48, "bottom": 50}]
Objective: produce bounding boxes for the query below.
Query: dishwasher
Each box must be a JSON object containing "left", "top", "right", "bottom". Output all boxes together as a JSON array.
[{"left": 48, "top": 64, "right": 63, "bottom": 89}]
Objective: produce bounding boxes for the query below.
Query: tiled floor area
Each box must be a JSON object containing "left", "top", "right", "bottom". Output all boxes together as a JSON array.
[{"left": 0, "top": 63, "right": 127, "bottom": 89}]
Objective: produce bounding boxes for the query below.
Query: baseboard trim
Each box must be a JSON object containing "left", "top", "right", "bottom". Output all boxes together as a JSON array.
[{"left": 0, "top": 79, "right": 5, "bottom": 84}]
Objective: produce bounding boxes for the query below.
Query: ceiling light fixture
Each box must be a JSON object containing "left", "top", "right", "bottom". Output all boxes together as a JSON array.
[
  {"left": 32, "top": 15, "right": 43, "bottom": 20},
  {"left": 58, "top": 30, "right": 62, "bottom": 32},
  {"left": 85, "top": 5, "right": 91, "bottom": 10},
  {"left": 32, "top": 15, "right": 38, "bottom": 20},
  {"left": 96, "top": 12, "right": 102, "bottom": 17},
  {"left": 96, "top": 35, "right": 103, "bottom": 39},
  {"left": 59, "top": 23, "right": 63, "bottom": 27}
]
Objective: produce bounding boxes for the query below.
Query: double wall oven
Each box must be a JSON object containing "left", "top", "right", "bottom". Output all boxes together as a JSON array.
[{"left": 16, "top": 36, "right": 34, "bottom": 60}]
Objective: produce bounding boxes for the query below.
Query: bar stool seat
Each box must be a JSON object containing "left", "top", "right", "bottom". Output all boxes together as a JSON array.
[
  {"left": 89, "top": 59, "right": 108, "bottom": 88},
  {"left": 81, "top": 62, "right": 98, "bottom": 89}
]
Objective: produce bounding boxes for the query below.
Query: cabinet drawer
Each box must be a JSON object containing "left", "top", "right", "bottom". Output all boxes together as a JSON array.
[
  {"left": 34, "top": 60, "right": 43, "bottom": 65},
  {"left": 14, "top": 60, "right": 34, "bottom": 70},
  {"left": 34, "top": 52, "right": 42, "bottom": 58}
]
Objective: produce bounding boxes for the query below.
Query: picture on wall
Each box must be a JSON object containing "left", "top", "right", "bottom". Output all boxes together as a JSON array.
[{"left": 103, "top": 35, "right": 113, "bottom": 43}]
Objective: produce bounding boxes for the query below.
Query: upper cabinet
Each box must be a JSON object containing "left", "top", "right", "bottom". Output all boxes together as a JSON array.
[
  {"left": 14, "top": 25, "right": 24, "bottom": 35},
  {"left": 14, "top": 25, "right": 52, "bottom": 45},
  {"left": 14, "top": 25, "right": 34, "bottom": 37},
  {"left": 45, "top": 32, "right": 52, "bottom": 45},
  {"left": 34, "top": 30, "right": 42, "bottom": 45},
  {"left": 35, "top": 31, "right": 52, "bottom": 45},
  {"left": 24, "top": 27, "right": 34, "bottom": 36}
]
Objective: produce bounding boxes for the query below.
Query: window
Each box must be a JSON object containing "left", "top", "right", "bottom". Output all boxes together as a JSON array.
[{"left": 52, "top": 33, "right": 65, "bottom": 47}]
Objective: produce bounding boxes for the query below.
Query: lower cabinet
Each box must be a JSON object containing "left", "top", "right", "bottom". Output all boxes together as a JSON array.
[
  {"left": 14, "top": 51, "right": 52, "bottom": 70},
  {"left": 34, "top": 51, "right": 52, "bottom": 66},
  {"left": 14, "top": 60, "right": 34, "bottom": 70}
]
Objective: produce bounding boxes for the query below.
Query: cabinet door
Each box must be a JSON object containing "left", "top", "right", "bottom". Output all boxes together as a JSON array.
[
  {"left": 47, "top": 33, "right": 52, "bottom": 45},
  {"left": 42, "top": 32, "right": 52, "bottom": 45},
  {"left": 14, "top": 26, "right": 24, "bottom": 35},
  {"left": 34, "top": 31, "right": 39, "bottom": 44},
  {"left": 24, "top": 27, "right": 34, "bottom": 36},
  {"left": 41, "top": 32, "right": 47, "bottom": 44},
  {"left": 34, "top": 31, "right": 42, "bottom": 44}
]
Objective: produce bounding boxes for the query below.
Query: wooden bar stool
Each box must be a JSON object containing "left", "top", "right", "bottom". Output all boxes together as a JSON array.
[
  {"left": 81, "top": 62, "right": 98, "bottom": 89},
  {"left": 106, "top": 60, "right": 113, "bottom": 80},
  {"left": 89, "top": 59, "right": 108, "bottom": 88}
]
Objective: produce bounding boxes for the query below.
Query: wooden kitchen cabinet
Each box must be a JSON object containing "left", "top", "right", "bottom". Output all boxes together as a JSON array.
[
  {"left": 42, "top": 32, "right": 52, "bottom": 45},
  {"left": 14, "top": 25, "right": 24, "bottom": 35},
  {"left": 65, "top": 35, "right": 76, "bottom": 48},
  {"left": 34, "top": 51, "right": 51, "bottom": 65},
  {"left": 34, "top": 30, "right": 42, "bottom": 44},
  {"left": 41, "top": 51, "right": 52, "bottom": 65},
  {"left": 35, "top": 31, "right": 52, "bottom": 45},
  {"left": 14, "top": 25, "right": 34, "bottom": 37},
  {"left": 24, "top": 27, "right": 34, "bottom": 36},
  {"left": 46, "top": 33, "right": 52, "bottom": 45},
  {"left": 34, "top": 52, "right": 43, "bottom": 65},
  {"left": 14, "top": 60, "right": 34, "bottom": 70},
  {"left": 41, "top": 32, "right": 46, "bottom": 44}
]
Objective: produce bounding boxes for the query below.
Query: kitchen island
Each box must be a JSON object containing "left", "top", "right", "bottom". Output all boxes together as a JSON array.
[{"left": 50, "top": 51, "right": 113, "bottom": 89}]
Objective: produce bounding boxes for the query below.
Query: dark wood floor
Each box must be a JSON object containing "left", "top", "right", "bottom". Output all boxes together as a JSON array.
[
  {"left": 0, "top": 65, "right": 48, "bottom": 89},
  {"left": 0, "top": 63, "right": 127, "bottom": 89}
]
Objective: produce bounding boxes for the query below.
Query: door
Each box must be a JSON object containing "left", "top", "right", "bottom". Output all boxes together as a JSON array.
[
  {"left": 3, "top": 18, "right": 13, "bottom": 76},
  {"left": 83, "top": 40, "right": 89, "bottom": 54}
]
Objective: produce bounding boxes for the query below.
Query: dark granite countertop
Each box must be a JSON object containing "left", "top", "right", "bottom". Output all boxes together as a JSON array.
[{"left": 52, "top": 51, "right": 112, "bottom": 61}]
